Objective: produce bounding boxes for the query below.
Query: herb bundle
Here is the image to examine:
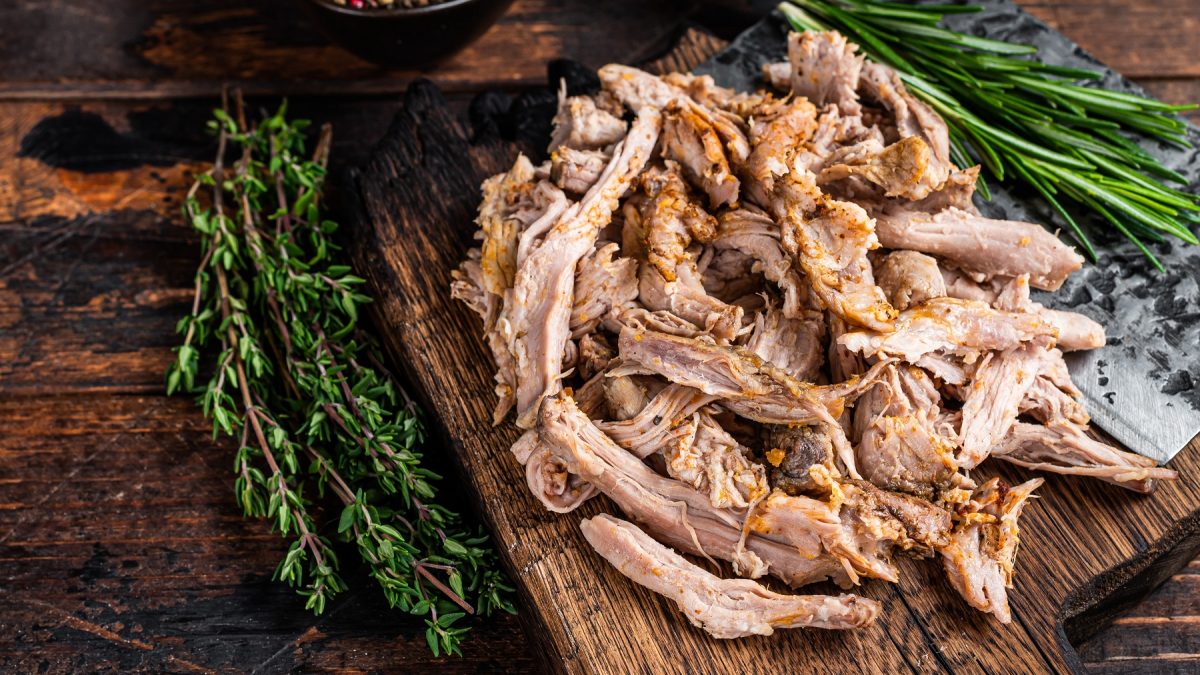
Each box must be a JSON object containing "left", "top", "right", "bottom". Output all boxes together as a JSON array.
[
  {"left": 781, "top": 0, "right": 1200, "bottom": 268},
  {"left": 167, "top": 91, "right": 514, "bottom": 656}
]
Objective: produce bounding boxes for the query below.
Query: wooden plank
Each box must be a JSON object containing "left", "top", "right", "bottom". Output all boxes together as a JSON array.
[
  {"left": 0, "top": 0, "right": 696, "bottom": 100},
  {"left": 1023, "top": 0, "right": 1200, "bottom": 78},
  {"left": 0, "top": 396, "right": 536, "bottom": 674},
  {"left": 0, "top": 96, "right": 466, "bottom": 396},
  {"left": 343, "top": 75, "right": 1200, "bottom": 674}
]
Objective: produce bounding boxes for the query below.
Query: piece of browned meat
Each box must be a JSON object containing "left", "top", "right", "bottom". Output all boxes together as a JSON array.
[
  {"left": 904, "top": 165, "right": 981, "bottom": 214},
  {"left": 714, "top": 207, "right": 811, "bottom": 319},
  {"left": 638, "top": 162, "right": 719, "bottom": 281},
  {"left": 600, "top": 64, "right": 750, "bottom": 208},
  {"left": 839, "top": 297, "right": 1056, "bottom": 364},
  {"left": 875, "top": 206, "right": 1083, "bottom": 291},
  {"left": 571, "top": 242, "right": 638, "bottom": 338},
  {"left": 741, "top": 97, "right": 894, "bottom": 332},
  {"left": 776, "top": 181, "right": 897, "bottom": 332},
  {"left": 745, "top": 303, "right": 826, "bottom": 382},
  {"left": 858, "top": 60, "right": 952, "bottom": 193},
  {"left": 616, "top": 327, "right": 886, "bottom": 477},
  {"left": 580, "top": 514, "right": 880, "bottom": 637},
  {"left": 940, "top": 478, "right": 1043, "bottom": 623},
  {"left": 992, "top": 421, "right": 1177, "bottom": 493},
  {"left": 839, "top": 478, "right": 954, "bottom": 554},
  {"left": 551, "top": 146, "right": 609, "bottom": 195},
  {"left": 505, "top": 109, "right": 661, "bottom": 428},
  {"left": 549, "top": 88, "right": 627, "bottom": 152},
  {"left": 541, "top": 394, "right": 852, "bottom": 585},
  {"left": 874, "top": 250, "right": 946, "bottom": 311},
  {"left": 853, "top": 363, "right": 964, "bottom": 499},
  {"left": 742, "top": 98, "right": 819, "bottom": 207},
  {"left": 751, "top": 471, "right": 955, "bottom": 585},
  {"left": 765, "top": 425, "right": 835, "bottom": 496},
  {"left": 662, "top": 99, "right": 744, "bottom": 209},
  {"left": 788, "top": 30, "right": 863, "bottom": 117},
  {"left": 958, "top": 339, "right": 1055, "bottom": 469},
  {"left": 820, "top": 136, "right": 948, "bottom": 201}
]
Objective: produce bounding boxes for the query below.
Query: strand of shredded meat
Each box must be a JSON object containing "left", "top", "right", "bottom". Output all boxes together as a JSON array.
[{"left": 581, "top": 514, "right": 880, "bottom": 637}]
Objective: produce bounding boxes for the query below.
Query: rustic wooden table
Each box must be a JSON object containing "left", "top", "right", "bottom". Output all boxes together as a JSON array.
[{"left": 0, "top": 1, "right": 1197, "bottom": 673}]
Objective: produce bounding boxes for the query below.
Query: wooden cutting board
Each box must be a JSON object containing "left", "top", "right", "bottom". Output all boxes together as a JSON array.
[{"left": 344, "top": 41, "right": 1200, "bottom": 675}]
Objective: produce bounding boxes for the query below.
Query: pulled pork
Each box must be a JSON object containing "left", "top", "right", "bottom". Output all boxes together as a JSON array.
[{"left": 453, "top": 29, "right": 1174, "bottom": 640}]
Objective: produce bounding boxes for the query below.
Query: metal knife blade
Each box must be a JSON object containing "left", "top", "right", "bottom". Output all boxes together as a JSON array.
[{"left": 697, "top": 1, "right": 1200, "bottom": 463}]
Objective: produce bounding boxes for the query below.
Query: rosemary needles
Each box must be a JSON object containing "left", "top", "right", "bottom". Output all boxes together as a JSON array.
[
  {"left": 168, "top": 91, "right": 514, "bottom": 656},
  {"left": 781, "top": 0, "right": 1200, "bottom": 269}
]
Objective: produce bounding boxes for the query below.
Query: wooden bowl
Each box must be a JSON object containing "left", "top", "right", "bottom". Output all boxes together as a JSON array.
[{"left": 301, "top": 0, "right": 516, "bottom": 68}]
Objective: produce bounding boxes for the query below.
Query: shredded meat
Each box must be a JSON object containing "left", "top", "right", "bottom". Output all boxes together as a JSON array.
[
  {"left": 452, "top": 29, "right": 1175, "bottom": 635},
  {"left": 549, "top": 86, "right": 628, "bottom": 152},
  {"left": 775, "top": 181, "right": 897, "bottom": 331},
  {"left": 541, "top": 394, "right": 851, "bottom": 585},
  {"left": 876, "top": 206, "right": 1084, "bottom": 291},
  {"left": 571, "top": 242, "right": 638, "bottom": 338},
  {"left": 551, "top": 146, "right": 610, "bottom": 195},
  {"left": 745, "top": 303, "right": 825, "bottom": 382},
  {"left": 787, "top": 30, "right": 863, "bottom": 117},
  {"left": 638, "top": 162, "right": 719, "bottom": 281},
  {"left": 839, "top": 297, "right": 1056, "bottom": 364},
  {"left": 874, "top": 250, "right": 947, "bottom": 311},
  {"left": 940, "top": 478, "right": 1043, "bottom": 623},
  {"left": 958, "top": 339, "right": 1054, "bottom": 469},
  {"left": 854, "top": 364, "right": 964, "bottom": 499},
  {"left": 992, "top": 421, "right": 1177, "bottom": 493},
  {"left": 714, "top": 207, "right": 811, "bottom": 319},
  {"left": 504, "top": 109, "right": 661, "bottom": 428},
  {"left": 858, "top": 61, "right": 953, "bottom": 195},
  {"left": 580, "top": 514, "right": 879, "bottom": 637}
]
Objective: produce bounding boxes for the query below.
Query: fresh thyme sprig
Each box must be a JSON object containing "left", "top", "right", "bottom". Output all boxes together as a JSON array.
[
  {"left": 780, "top": 0, "right": 1200, "bottom": 269},
  {"left": 168, "top": 90, "right": 514, "bottom": 656}
]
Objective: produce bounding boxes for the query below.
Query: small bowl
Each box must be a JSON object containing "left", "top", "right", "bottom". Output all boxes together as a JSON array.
[{"left": 302, "top": 0, "right": 517, "bottom": 69}]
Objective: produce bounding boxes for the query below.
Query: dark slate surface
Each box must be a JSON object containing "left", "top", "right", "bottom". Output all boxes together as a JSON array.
[{"left": 697, "top": 2, "right": 1200, "bottom": 462}]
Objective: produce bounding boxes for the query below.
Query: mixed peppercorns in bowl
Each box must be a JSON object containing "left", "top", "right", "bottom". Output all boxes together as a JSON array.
[
  {"left": 332, "top": 0, "right": 451, "bottom": 8},
  {"left": 304, "top": 0, "right": 516, "bottom": 67}
]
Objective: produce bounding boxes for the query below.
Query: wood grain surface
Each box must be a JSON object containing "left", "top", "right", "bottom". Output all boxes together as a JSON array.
[{"left": 0, "top": 1, "right": 1197, "bottom": 673}]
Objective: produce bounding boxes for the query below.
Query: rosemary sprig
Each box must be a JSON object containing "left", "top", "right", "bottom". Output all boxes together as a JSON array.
[
  {"left": 168, "top": 90, "right": 514, "bottom": 657},
  {"left": 780, "top": 0, "right": 1200, "bottom": 269}
]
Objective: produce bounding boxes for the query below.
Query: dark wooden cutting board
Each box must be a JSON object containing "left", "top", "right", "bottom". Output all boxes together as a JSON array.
[{"left": 343, "top": 42, "right": 1200, "bottom": 675}]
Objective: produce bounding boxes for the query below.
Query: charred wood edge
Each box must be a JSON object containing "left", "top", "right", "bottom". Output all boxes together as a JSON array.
[
  {"left": 1060, "top": 506, "right": 1200, "bottom": 667},
  {"left": 341, "top": 79, "right": 570, "bottom": 675}
]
